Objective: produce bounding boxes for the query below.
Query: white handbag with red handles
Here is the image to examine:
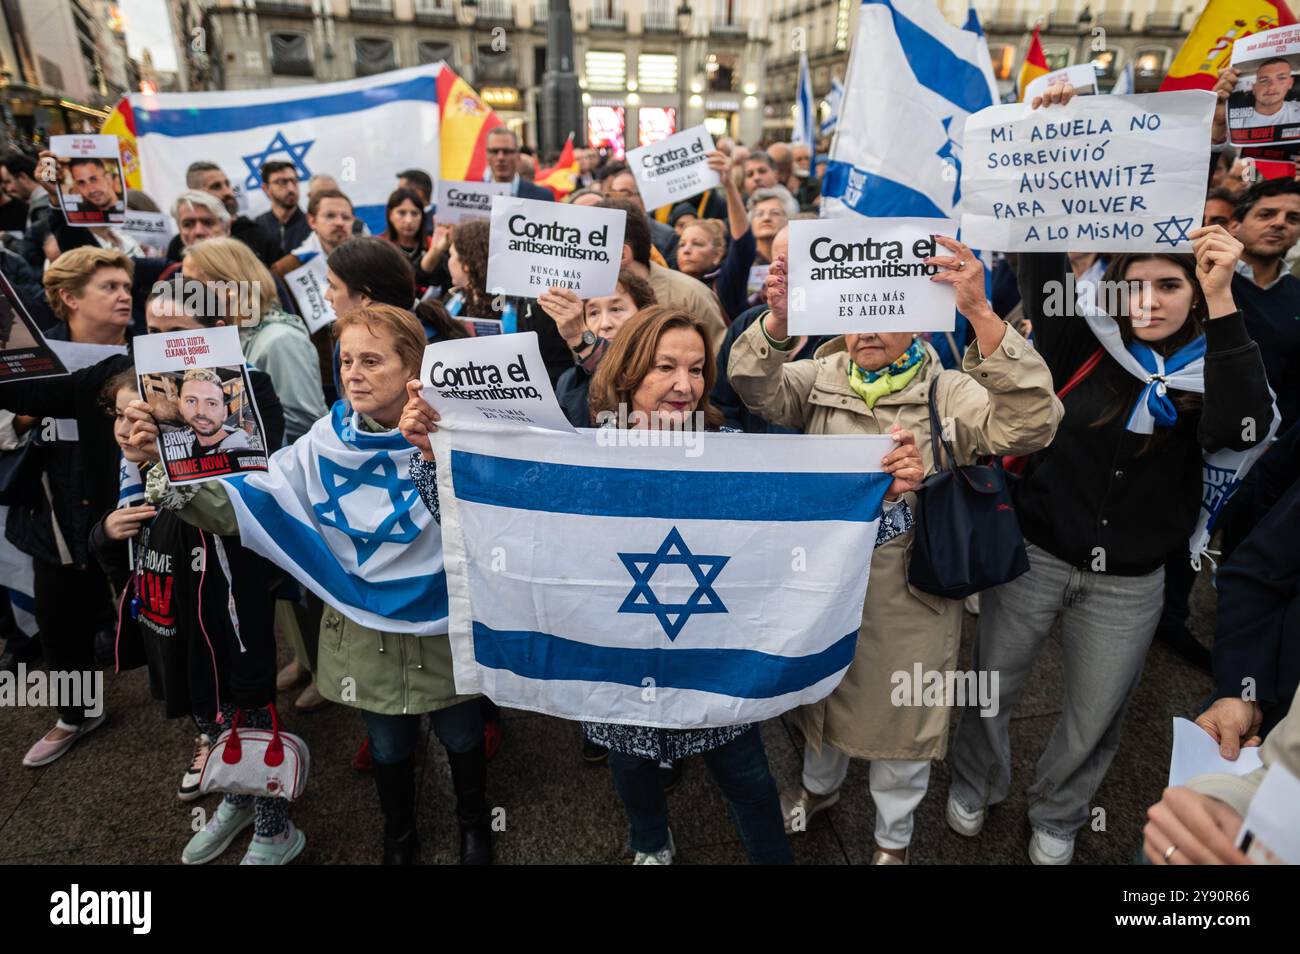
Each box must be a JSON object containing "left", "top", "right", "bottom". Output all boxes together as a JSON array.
[{"left": 199, "top": 705, "right": 310, "bottom": 801}]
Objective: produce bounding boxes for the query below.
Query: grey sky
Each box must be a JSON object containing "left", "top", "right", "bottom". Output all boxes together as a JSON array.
[{"left": 119, "top": 0, "right": 178, "bottom": 74}]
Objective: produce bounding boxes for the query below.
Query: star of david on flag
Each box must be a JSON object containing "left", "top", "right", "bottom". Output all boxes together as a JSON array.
[
  {"left": 617, "top": 528, "right": 729, "bottom": 641},
  {"left": 241, "top": 130, "right": 314, "bottom": 191},
  {"left": 313, "top": 451, "right": 422, "bottom": 566}
]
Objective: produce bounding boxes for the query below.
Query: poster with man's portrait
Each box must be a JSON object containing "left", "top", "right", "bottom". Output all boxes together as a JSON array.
[
  {"left": 1229, "top": 26, "right": 1300, "bottom": 148},
  {"left": 133, "top": 326, "right": 269, "bottom": 485},
  {"left": 48, "top": 134, "right": 128, "bottom": 227},
  {"left": 0, "top": 271, "right": 67, "bottom": 381}
]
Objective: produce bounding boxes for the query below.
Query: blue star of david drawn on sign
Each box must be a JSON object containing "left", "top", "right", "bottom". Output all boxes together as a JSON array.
[
  {"left": 312, "top": 452, "right": 421, "bottom": 566},
  {"left": 617, "top": 527, "right": 729, "bottom": 641},
  {"left": 241, "top": 131, "right": 314, "bottom": 191},
  {"left": 1153, "top": 215, "right": 1195, "bottom": 248},
  {"left": 937, "top": 115, "right": 964, "bottom": 206}
]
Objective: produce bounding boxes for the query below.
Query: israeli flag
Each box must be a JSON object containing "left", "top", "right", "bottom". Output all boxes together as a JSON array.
[
  {"left": 435, "top": 428, "right": 895, "bottom": 728},
  {"left": 822, "top": 0, "right": 997, "bottom": 219},
  {"left": 131, "top": 65, "right": 443, "bottom": 235},
  {"left": 0, "top": 506, "right": 36, "bottom": 637},
  {"left": 220, "top": 402, "right": 447, "bottom": 635},
  {"left": 820, "top": 76, "right": 845, "bottom": 137},
  {"left": 1111, "top": 62, "right": 1135, "bottom": 96},
  {"left": 793, "top": 51, "right": 817, "bottom": 146}
]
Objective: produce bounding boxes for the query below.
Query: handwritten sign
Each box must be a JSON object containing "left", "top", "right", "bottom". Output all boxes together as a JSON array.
[
  {"left": 420, "top": 332, "right": 575, "bottom": 433},
  {"left": 960, "top": 91, "right": 1215, "bottom": 253},
  {"left": 625, "top": 125, "right": 721, "bottom": 211},
  {"left": 283, "top": 255, "right": 336, "bottom": 334},
  {"left": 485, "top": 196, "right": 625, "bottom": 299},
  {"left": 787, "top": 216, "right": 956, "bottom": 335},
  {"left": 435, "top": 179, "right": 510, "bottom": 225},
  {"left": 134, "top": 326, "right": 269, "bottom": 485}
]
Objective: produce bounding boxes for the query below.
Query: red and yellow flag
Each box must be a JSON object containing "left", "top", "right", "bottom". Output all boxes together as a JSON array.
[
  {"left": 1160, "top": 0, "right": 1297, "bottom": 91},
  {"left": 536, "top": 134, "right": 579, "bottom": 199},
  {"left": 435, "top": 66, "right": 503, "bottom": 182},
  {"left": 101, "top": 97, "right": 142, "bottom": 190},
  {"left": 1017, "top": 26, "right": 1049, "bottom": 102}
]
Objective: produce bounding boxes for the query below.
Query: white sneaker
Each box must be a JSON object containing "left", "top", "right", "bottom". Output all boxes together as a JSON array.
[
  {"left": 240, "top": 822, "right": 306, "bottom": 865},
  {"left": 178, "top": 734, "right": 211, "bottom": 801},
  {"left": 181, "top": 799, "right": 254, "bottom": 865},
  {"left": 633, "top": 829, "right": 675, "bottom": 865},
  {"left": 945, "top": 792, "right": 986, "bottom": 837},
  {"left": 1028, "top": 828, "right": 1075, "bottom": 865}
]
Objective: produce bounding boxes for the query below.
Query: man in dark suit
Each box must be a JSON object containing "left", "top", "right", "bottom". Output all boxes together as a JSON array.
[{"left": 484, "top": 128, "right": 554, "bottom": 202}]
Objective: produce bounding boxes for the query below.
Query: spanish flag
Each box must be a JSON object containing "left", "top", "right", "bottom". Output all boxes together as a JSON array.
[
  {"left": 435, "top": 66, "right": 503, "bottom": 183},
  {"left": 1160, "top": 0, "right": 1297, "bottom": 92},
  {"left": 535, "top": 134, "right": 579, "bottom": 199},
  {"left": 1017, "top": 26, "right": 1049, "bottom": 102},
  {"left": 100, "top": 98, "right": 142, "bottom": 190}
]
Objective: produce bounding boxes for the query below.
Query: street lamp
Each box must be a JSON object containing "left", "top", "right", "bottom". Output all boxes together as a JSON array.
[{"left": 676, "top": 2, "right": 692, "bottom": 35}]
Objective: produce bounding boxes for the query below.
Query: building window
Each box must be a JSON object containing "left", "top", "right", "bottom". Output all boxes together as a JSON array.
[
  {"left": 705, "top": 52, "right": 735, "bottom": 92},
  {"left": 585, "top": 51, "right": 626, "bottom": 91},
  {"left": 637, "top": 53, "right": 677, "bottom": 93},
  {"left": 1133, "top": 47, "right": 1172, "bottom": 78},
  {"left": 1091, "top": 49, "right": 1118, "bottom": 81},
  {"left": 417, "top": 40, "right": 455, "bottom": 68},
  {"left": 476, "top": 44, "right": 516, "bottom": 84},
  {"left": 990, "top": 43, "right": 1016, "bottom": 81},
  {"left": 354, "top": 37, "right": 396, "bottom": 77},
  {"left": 269, "top": 33, "right": 313, "bottom": 78},
  {"left": 1042, "top": 46, "right": 1072, "bottom": 71}
]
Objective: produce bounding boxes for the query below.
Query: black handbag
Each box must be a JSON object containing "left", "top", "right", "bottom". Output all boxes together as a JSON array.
[{"left": 908, "top": 378, "right": 1030, "bottom": 600}]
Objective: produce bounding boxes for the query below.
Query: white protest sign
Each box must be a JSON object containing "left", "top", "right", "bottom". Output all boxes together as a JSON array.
[
  {"left": 120, "top": 210, "right": 173, "bottom": 256},
  {"left": 1023, "top": 63, "right": 1099, "bottom": 104},
  {"left": 960, "top": 90, "right": 1215, "bottom": 253},
  {"left": 625, "top": 125, "right": 721, "bottom": 211},
  {"left": 1238, "top": 763, "right": 1300, "bottom": 864},
  {"left": 1228, "top": 25, "right": 1300, "bottom": 148},
  {"left": 420, "top": 331, "right": 575, "bottom": 433},
  {"left": 435, "top": 179, "right": 510, "bottom": 225},
  {"left": 49, "top": 134, "right": 128, "bottom": 227},
  {"left": 284, "top": 255, "right": 336, "bottom": 333},
  {"left": 485, "top": 196, "right": 625, "bottom": 299},
  {"left": 787, "top": 216, "right": 956, "bottom": 335},
  {"left": 134, "top": 326, "right": 270, "bottom": 484}
]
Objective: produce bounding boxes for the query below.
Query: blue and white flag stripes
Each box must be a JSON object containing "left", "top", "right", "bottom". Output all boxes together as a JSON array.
[
  {"left": 1079, "top": 292, "right": 1281, "bottom": 565},
  {"left": 1111, "top": 62, "right": 1135, "bottom": 96},
  {"left": 130, "top": 65, "right": 442, "bottom": 235},
  {"left": 821, "top": 0, "right": 998, "bottom": 220},
  {"left": 220, "top": 402, "right": 447, "bottom": 635},
  {"left": 820, "top": 76, "right": 845, "bottom": 137},
  {"left": 435, "top": 427, "right": 895, "bottom": 728},
  {"left": 793, "top": 51, "right": 817, "bottom": 146},
  {"left": 0, "top": 505, "right": 36, "bottom": 637}
]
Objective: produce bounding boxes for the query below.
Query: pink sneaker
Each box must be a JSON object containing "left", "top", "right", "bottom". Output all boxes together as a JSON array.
[{"left": 22, "top": 714, "right": 108, "bottom": 767}]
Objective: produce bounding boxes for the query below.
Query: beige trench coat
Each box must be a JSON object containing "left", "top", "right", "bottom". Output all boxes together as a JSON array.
[{"left": 728, "top": 317, "right": 1062, "bottom": 759}]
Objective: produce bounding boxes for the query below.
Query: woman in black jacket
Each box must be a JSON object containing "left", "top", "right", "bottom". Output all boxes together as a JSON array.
[
  {"left": 946, "top": 226, "right": 1273, "bottom": 866},
  {"left": 945, "top": 75, "right": 1275, "bottom": 868}
]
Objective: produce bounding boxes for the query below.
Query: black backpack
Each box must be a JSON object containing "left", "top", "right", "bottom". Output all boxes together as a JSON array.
[{"left": 908, "top": 377, "right": 1029, "bottom": 600}]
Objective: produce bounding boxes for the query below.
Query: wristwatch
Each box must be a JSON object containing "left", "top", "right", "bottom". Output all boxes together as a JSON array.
[{"left": 573, "top": 330, "right": 598, "bottom": 356}]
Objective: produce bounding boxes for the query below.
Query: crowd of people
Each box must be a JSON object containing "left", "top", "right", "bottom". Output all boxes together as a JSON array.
[{"left": 0, "top": 75, "right": 1296, "bottom": 867}]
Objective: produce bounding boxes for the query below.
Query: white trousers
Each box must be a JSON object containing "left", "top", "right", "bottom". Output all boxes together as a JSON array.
[{"left": 801, "top": 742, "right": 932, "bottom": 850}]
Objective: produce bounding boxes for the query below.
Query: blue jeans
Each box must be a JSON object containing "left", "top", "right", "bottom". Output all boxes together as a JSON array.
[
  {"left": 362, "top": 698, "right": 483, "bottom": 764},
  {"left": 607, "top": 725, "right": 792, "bottom": 863}
]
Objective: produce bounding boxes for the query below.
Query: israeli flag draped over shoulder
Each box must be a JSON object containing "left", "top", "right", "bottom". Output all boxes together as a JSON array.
[
  {"left": 219, "top": 402, "right": 447, "bottom": 635},
  {"left": 434, "top": 428, "right": 894, "bottom": 728},
  {"left": 1077, "top": 285, "right": 1281, "bottom": 567},
  {"left": 130, "top": 64, "right": 442, "bottom": 235}
]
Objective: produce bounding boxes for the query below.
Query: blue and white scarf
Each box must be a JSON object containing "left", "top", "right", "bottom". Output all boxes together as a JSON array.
[
  {"left": 1080, "top": 291, "right": 1280, "bottom": 567},
  {"left": 219, "top": 401, "right": 448, "bottom": 635}
]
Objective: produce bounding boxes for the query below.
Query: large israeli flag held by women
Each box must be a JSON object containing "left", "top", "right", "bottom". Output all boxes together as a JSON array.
[
  {"left": 131, "top": 65, "right": 442, "bottom": 235},
  {"left": 220, "top": 402, "right": 447, "bottom": 635},
  {"left": 822, "top": 0, "right": 998, "bottom": 220},
  {"left": 435, "top": 428, "right": 895, "bottom": 728}
]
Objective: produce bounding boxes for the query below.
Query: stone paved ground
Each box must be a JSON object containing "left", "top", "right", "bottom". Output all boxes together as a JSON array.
[{"left": 0, "top": 571, "right": 1218, "bottom": 865}]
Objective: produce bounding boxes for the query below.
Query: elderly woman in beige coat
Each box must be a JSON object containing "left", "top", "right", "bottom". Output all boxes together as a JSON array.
[{"left": 728, "top": 228, "right": 1062, "bottom": 863}]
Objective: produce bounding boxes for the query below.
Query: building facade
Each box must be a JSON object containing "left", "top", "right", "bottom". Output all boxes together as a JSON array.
[
  {"left": 763, "top": 0, "right": 1202, "bottom": 142},
  {"left": 184, "top": 0, "right": 771, "bottom": 153}
]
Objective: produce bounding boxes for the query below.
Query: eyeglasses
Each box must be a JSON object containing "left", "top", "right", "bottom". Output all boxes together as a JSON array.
[{"left": 486, "top": 148, "right": 518, "bottom": 156}]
